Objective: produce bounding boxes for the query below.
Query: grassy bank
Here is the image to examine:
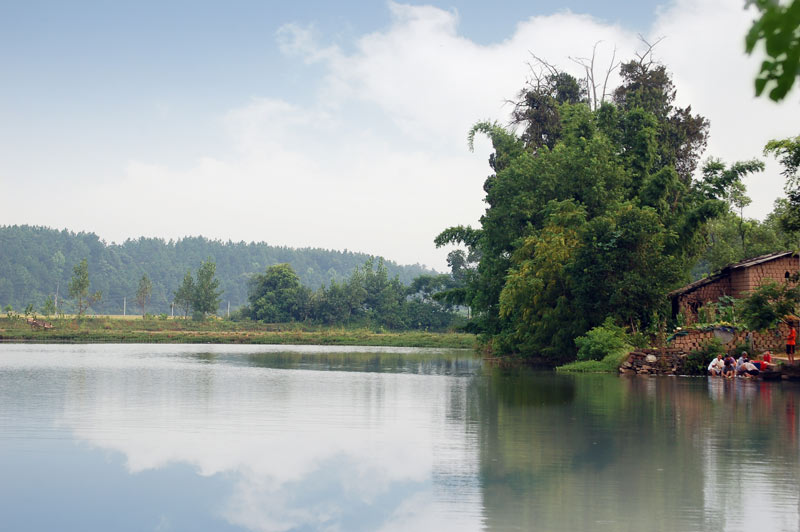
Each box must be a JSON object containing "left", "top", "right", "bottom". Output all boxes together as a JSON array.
[
  {"left": 555, "top": 345, "right": 632, "bottom": 373},
  {"left": 0, "top": 316, "right": 475, "bottom": 349}
]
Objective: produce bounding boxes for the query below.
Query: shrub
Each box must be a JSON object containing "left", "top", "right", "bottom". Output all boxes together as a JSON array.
[
  {"left": 740, "top": 281, "right": 800, "bottom": 331},
  {"left": 686, "top": 337, "right": 725, "bottom": 375},
  {"left": 575, "top": 318, "right": 629, "bottom": 361}
]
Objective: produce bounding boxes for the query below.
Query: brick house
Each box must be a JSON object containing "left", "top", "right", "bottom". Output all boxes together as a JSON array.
[{"left": 669, "top": 251, "right": 799, "bottom": 323}]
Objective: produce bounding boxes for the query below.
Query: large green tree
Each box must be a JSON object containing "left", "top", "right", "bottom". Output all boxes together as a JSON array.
[
  {"left": 437, "top": 55, "right": 752, "bottom": 362},
  {"left": 248, "top": 263, "right": 311, "bottom": 322}
]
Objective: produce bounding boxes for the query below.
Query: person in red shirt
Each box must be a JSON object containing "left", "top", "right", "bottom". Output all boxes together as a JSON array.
[
  {"left": 787, "top": 323, "right": 797, "bottom": 365},
  {"left": 758, "top": 350, "right": 774, "bottom": 370}
]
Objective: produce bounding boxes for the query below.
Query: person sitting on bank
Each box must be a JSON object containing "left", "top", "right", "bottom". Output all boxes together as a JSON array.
[
  {"left": 787, "top": 323, "right": 797, "bottom": 365},
  {"left": 737, "top": 352, "right": 749, "bottom": 369},
  {"left": 723, "top": 355, "right": 737, "bottom": 378},
  {"left": 708, "top": 354, "right": 725, "bottom": 376},
  {"left": 756, "top": 350, "right": 773, "bottom": 370},
  {"left": 738, "top": 359, "right": 760, "bottom": 378}
]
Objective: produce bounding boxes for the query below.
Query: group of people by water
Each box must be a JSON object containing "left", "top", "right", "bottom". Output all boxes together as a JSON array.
[
  {"left": 707, "top": 351, "right": 772, "bottom": 378},
  {"left": 706, "top": 324, "right": 797, "bottom": 378}
]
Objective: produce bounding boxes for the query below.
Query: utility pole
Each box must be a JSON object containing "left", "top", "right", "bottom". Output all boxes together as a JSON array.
[
  {"left": 54, "top": 282, "right": 59, "bottom": 312},
  {"left": 171, "top": 302, "right": 174, "bottom": 318},
  {"left": 227, "top": 301, "right": 230, "bottom": 318},
  {"left": 123, "top": 297, "right": 126, "bottom": 316}
]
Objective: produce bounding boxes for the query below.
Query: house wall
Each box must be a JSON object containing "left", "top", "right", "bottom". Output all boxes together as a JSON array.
[
  {"left": 676, "top": 277, "right": 732, "bottom": 322},
  {"left": 676, "top": 255, "right": 799, "bottom": 323},
  {"left": 738, "top": 255, "right": 798, "bottom": 293}
]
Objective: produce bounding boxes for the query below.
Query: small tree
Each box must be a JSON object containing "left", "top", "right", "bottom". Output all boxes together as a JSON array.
[
  {"left": 136, "top": 274, "right": 152, "bottom": 318},
  {"left": 740, "top": 281, "right": 800, "bottom": 331},
  {"left": 192, "top": 259, "right": 221, "bottom": 319},
  {"left": 68, "top": 259, "right": 101, "bottom": 316},
  {"left": 174, "top": 270, "right": 195, "bottom": 319},
  {"left": 42, "top": 296, "right": 56, "bottom": 317}
]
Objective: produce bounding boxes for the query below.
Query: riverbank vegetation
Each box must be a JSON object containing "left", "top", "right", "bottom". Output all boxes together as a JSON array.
[
  {"left": 435, "top": 43, "right": 800, "bottom": 365},
  {"left": 556, "top": 320, "right": 633, "bottom": 373},
  {"left": 0, "top": 315, "right": 475, "bottom": 348},
  {"left": 237, "top": 259, "right": 463, "bottom": 331}
]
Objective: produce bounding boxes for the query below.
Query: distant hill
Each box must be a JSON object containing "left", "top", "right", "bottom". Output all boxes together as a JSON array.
[{"left": 0, "top": 225, "right": 436, "bottom": 314}]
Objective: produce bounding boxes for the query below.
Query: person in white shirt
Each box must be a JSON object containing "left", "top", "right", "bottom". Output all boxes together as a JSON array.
[{"left": 708, "top": 354, "right": 725, "bottom": 376}]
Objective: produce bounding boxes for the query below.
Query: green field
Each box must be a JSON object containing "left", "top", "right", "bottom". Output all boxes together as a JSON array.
[{"left": 0, "top": 316, "right": 476, "bottom": 349}]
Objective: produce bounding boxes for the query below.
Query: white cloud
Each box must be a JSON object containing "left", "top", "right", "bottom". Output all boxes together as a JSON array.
[
  {"left": 2, "top": 1, "right": 797, "bottom": 269},
  {"left": 31, "top": 344, "right": 481, "bottom": 532}
]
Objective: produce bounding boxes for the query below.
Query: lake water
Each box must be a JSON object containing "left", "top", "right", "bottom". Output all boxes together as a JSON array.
[{"left": 1, "top": 344, "right": 799, "bottom": 532}]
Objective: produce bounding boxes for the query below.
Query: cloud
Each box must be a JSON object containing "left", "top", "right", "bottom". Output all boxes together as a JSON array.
[
  {"left": 43, "top": 344, "right": 480, "bottom": 532},
  {"left": 3, "top": 1, "right": 796, "bottom": 269}
]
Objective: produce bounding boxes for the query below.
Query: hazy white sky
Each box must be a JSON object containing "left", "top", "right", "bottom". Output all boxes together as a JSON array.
[{"left": 1, "top": 1, "right": 797, "bottom": 270}]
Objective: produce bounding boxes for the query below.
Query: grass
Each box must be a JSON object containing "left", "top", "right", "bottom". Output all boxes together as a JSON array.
[
  {"left": 555, "top": 345, "right": 632, "bottom": 373},
  {"left": 0, "top": 316, "right": 476, "bottom": 349}
]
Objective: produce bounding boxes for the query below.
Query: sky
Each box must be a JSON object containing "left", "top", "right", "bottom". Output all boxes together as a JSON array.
[{"left": 1, "top": 0, "right": 798, "bottom": 271}]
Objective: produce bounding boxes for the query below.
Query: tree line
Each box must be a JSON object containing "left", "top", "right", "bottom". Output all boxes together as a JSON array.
[
  {"left": 239, "top": 258, "right": 463, "bottom": 331},
  {"left": 0, "top": 226, "right": 435, "bottom": 314},
  {"left": 25, "top": 253, "right": 463, "bottom": 331}
]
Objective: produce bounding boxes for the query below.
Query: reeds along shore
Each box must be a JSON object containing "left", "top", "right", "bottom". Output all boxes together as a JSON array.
[{"left": 0, "top": 316, "right": 475, "bottom": 349}]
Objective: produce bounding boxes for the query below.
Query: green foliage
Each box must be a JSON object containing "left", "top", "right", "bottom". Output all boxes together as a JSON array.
[
  {"left": 41, "top": 296, "right": 56, "bottom": 317},
  {"left": 173, "top": 270, "right": 195, "bottom": 318},
  {"left": 574, "top": 318, "right": 630, "bottom": 362},
  {"left": 248, "top": 263, "right": 311, "bottom": 323},
  {"left": 745, "top": 0, "right": 800, "bottom": 101},
  {"left": 0, "top": 226, "right": 434, "bottom": 315},
  {"left": 686, "top": 338, "right": 725, "bottom": 375},
  {"left": 556, "top": 346, "right": 631, "bottom": 373},
  {"left": 740, "top": 281, "right": 800, "bottom": 331},
  {"left": 68, "top": 258, "right": 101, "bottom": 316},
  {"left": 764, "top": 136, "right": 800, "bottom": 235},
  {"left": 136, "top": 274, "right": 152, "bottom": 317},
  {"left": 714, "top": 295, "right": 742, "bottom": 324},
  {"left": 692, "top": 210, "right": 787, "bottom": 278},
  {"left": 193, "top": 260, "right": 222, "bottom": 318},
  {"left": 438, "top": 54, "right": 742, "bottom": 362},
  {"left": 243, "top": 259, "right": 463, "bottom": 331}
]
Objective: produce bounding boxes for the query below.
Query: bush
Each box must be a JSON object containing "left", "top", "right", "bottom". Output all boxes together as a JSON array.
[
  {"left": 575, "top": 318, "right": 629, "bottom": 361},
  {"left": 740, "top": 281, "right": 800, "bottom": 331},
  {"left": 686, "top": 337, "right": 725, "bottom": 375}
]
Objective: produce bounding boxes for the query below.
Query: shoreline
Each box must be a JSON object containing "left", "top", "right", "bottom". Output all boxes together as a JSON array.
[{"left": 0, "top": 317, "right": 476, "bottom": 349}]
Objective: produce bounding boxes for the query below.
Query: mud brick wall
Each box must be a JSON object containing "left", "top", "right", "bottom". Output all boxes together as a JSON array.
[
  {"left": 676, "top": 255, "right": 799, "bottom": 324},
  {"left": 668, "top": 325, "right": 788, "bottom": 354},
  {"left": 676, "top": 277, "right": 732, "bottom": 320},
  {"left": 738, "top": 256, "right": 798, "bottom": 293}
]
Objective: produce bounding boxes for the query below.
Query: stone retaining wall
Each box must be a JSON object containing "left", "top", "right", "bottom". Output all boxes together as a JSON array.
[
  {"left": 619, "top": 348, "right": 689, "bottom": 376},
  {"left": 621, "top": 325, "right": 790, "bottom": 376}
]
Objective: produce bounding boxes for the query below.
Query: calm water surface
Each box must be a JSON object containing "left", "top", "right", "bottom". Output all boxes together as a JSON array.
[{"left": 1, "top": 344, "right": 799, "bottom": 531}]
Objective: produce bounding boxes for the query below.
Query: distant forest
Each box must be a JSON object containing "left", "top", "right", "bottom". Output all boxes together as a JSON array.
[{"left": 0, "top": 225, "right": 436, "bottom": 314}]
